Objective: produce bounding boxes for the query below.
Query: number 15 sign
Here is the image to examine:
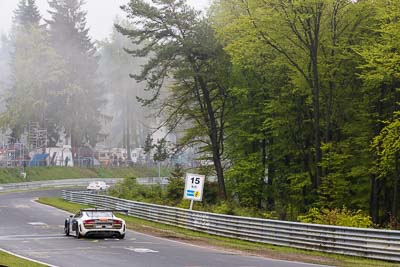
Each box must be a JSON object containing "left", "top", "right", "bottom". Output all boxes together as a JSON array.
[{"left": 184, "top": 173, "right": 205, "bottom": 201}]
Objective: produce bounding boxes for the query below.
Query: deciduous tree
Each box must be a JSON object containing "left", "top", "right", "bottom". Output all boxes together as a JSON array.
[{"left": 117, "top": 0, "right": 232, "bottom": 199}]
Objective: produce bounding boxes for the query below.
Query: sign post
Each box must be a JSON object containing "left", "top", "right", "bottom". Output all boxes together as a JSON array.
[{"left": 183, "top": 173, "right": 205, "bottom": 210}]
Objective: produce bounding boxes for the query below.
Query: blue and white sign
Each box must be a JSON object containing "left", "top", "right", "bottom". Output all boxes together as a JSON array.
[{"left": 184, "top": 173, "right": 205, "bottom": 201}]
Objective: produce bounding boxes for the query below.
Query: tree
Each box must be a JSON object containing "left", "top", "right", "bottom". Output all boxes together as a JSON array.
[
  {"left": 13, "top": 0, "right": 41, "bottom": 29},
  {"left": 153, "top": 138, "right": 168, "bottom": 163},
  {"left": 143, "top": 133, "right": 153, "bottom": 163},
  {"left": 4, "top": 26, "right": 68, "bottom": 139},
  {"left": 0, "top": 35, "right": 12, "bottom": 99},
  {"left": 46, "top": 0, "right": 103, "bottom": 147},
  {"left": 212, "top": 0, "right": 377, "bottom": 219},
  {"left": 358, "top": 0, "right": 400, "bottom": 224},
  {"left": 117, "top": 0, "right": 232, "bottom": 199},
  {"left": 372, "top": 112, "right": 400, "bottom": 228},
  {"left": 98, "top": 19, "right": 150, "bottom": 155},
  {"left": 3, "top": 0, "right": 69, "bottom": 143}
]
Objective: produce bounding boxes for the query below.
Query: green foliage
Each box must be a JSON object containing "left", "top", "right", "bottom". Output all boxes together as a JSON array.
[
  {"left": 46, "top": 0, "right": 103, "bottom": 147},
  {"left": 117, "top": 0, "right": 232, "bottom": 199},
  {"left": 0, "top": 166, "right": 161, "bottom": 184},
  {"left": 166, "top": 177, "right": 184, "bottom": 203},
  {"left": 170, "top": 164, "right": 185, "bottom": 179},
  {"left": 212, "top": 201, "right": 235, "bottom": 215},
  {"left": 298, "top": 207, "right": 373, "bottom": 228},
  {"left": 153, "top": 138, "right": 169, "bottom": 162},
  {"left": 203, "top": 181, "right": 219, "bottom": 204},
  {"left": 225, "top": 154, "right": 264, "bottom": 207},
  {"left": 372, "top": 113, "right": 400, "bottom": 176},
  {"left": 109, "top": 177, "right": 165, "bottom": 204},
  {"left": 3, "top": 25, "right": 68, "bottom": 138},
  {"left": 212, "top": 0, "right": 396, "bottom": 225},
  {"left": 3, "top": 0, "right": 400, "bottom": 229}
]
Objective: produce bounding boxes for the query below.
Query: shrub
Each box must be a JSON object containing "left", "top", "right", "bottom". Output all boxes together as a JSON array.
[
  {"left": 212, "top": 202, "right": 235, "bottom": 215},
  {"left": 203, "top": 181, "right": 219, "bottom": 204},
  {"left": 166, "top": 177, "right": 185, "bottom": 203},
  {"left": 109, "top": 177, "right": 164, "bottom": 203},
  {"left": 298, "top": 207, "right": 373, "bottom": 228}
]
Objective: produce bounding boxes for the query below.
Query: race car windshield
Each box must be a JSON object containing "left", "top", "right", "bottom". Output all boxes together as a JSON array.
[{"left": 84, "top": 211, "right": 113, "bottom": 218}]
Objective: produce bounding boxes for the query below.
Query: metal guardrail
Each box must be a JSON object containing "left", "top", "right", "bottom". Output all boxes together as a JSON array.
[
  {"left": 136, "top": 177, "right": 169, "bottom": 185},
  {"left": 0, "top": 177, "right": 169, "bottom": 193},
  {"left": 0, "top": 178, "right": 123, "bottom": 192},
  {"left": 62, "top": 190, "right": 400, "bottom": 262}
]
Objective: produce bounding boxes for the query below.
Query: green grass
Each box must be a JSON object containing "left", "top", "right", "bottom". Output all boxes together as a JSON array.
[
  {"left": 0, "top": 250, "right": 47, "bottom": 267},
  {"left": 0, "top": 166, "right": 169, "bottom": 184},
  {"left": 37, "top": 197, "right": 400, "bottom": 267}
]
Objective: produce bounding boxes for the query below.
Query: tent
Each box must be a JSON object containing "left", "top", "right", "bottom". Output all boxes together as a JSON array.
[{"left": 29, "top": 153, "right": 49, "bottom": 167}]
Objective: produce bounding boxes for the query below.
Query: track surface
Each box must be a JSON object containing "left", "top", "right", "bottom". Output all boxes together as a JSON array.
[{"left": 0, "top": 190, "right": 330, "bottom": 267}]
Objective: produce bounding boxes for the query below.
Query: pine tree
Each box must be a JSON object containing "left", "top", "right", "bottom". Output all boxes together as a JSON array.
[
  {"left": 13, "top": 0, "right": 41, "bottom": 29},
  {"left": 46, "top": 0, "right": 103, "bottom": 147},
  {"left": 5, "top": 0, "right": 66, "bottom": 141},
  {"left": 117, "top": 0, "right": 232, "bottom": 200}
]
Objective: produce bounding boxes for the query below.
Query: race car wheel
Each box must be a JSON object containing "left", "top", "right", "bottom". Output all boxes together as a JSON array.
[
  {"left": 76, "top": 228, "right": 82, "bottom": 239},
  {"left": 120, "top": 234, "right": 125, "bottom": 240},
  {"left": 75, "top": 223, "right": 82, "bottom": 239},
  {"left": 64, "top": 221, "right": 70, "bottom": 236}
]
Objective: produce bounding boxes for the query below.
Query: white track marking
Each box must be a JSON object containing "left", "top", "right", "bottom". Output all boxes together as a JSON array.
[
  {"left": 34, "top": 198, "right": 332, "bottom": 267},
  {"left": 0, "top": 247, "right": 59, "bottom": 267},
  {"left": 15, "top": 204, "right": 31, "bottom": 209},
  {"left": 124, "top": 247, "right": 158, "bottom": 253},
  {"left": 28, "top": 222, "right": 48, "bottom": 226}
]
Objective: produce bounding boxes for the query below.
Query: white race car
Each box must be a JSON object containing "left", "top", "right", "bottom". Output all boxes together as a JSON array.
[
  {"left": 64, "top": 209, "right": 127, "bottom": 239},
  {"left": 86, "top": 181, "right": 110, "bottom": 191}
]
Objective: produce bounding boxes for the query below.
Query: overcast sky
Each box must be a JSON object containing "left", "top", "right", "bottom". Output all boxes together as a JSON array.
[{"left": 0, "top": 0, "right": 211, "bottom": 41}]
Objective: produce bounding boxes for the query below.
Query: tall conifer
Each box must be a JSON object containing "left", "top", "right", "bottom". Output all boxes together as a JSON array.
[
  {"left": 13, "top": 0, "right": 41, "bottom": 29},
  {"left": 46, "top": 0, "right": 103, "bottom": 147}
]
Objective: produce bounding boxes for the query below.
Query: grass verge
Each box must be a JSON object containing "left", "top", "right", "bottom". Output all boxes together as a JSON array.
[
  {"left": 0, "top": 249, "right": 47, "bottom": 267},
  {"left": 37, "top": 197, "right": 400, "bottom": 267},
  {"left": 0, "top": 166, "right": 169, "bottom": 184}
]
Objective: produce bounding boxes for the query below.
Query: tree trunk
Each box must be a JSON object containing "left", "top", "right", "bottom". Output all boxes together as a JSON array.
[
  {"left": 126, "top": 91, "right": 132, "bottom": 164},
  {"left": 312, "top": 66, "right": 322, "bottom": 188},
  {"left": 393, "top": 152, "right": 399, "bottom": 227},
  {"left": 311, "top": 42, "right": 322, "bottom": 188},
  {"left": 370, "top": 175, "right": 380, "bottom": 223},
  {"left": 197, "top": 75, "right": 227, "bottom": 200},
  {"left": 261, "top": 137, "right": 267, "bottom": 209}
]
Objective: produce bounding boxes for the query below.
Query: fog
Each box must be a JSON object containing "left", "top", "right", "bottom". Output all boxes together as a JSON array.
[
  {"left": 0, "top": 0, "right": 210, "bottom": 165},
  {"left": 0, "top": 0, "right": 211, "bottom": 40}
]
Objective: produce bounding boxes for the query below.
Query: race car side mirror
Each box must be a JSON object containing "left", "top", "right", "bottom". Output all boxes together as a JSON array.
[{"left": 70, "top": 215, "right": 73, "bottom": 218}]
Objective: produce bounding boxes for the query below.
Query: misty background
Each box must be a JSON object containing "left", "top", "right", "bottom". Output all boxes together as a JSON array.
[
  {"left": 0, "top": 0, "right": 210, "bottom": 166},
  {"left": 0, "top": 0, "right": 211, "bottom": 40}
]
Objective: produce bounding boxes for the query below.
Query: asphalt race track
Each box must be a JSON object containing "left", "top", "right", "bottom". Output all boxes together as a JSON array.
[{"left": 0, "top": 190, "right": 330, "bottom": 267}]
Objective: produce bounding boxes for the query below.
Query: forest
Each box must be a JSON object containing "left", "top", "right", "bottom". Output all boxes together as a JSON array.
[{"left": 1, "top": 0, "right": 399, "bottom": 228}]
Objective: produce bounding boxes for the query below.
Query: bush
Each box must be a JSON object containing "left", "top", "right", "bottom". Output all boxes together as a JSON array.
[
  {"left": 203, "top": 181, "right": 219, "bottom": 204},
  {"left": 298, "top": 207, "right": 373, "bottom": 228},
  {"left": 166, "top": 177, "right": 185, "bottom": 203},
  {"left": 109, "top": 177, "right": 164, "bottom": 203},
  {"left": 212, "top": 202, "right": 235, "bottom": 215},
  {"left": 108, "top": 177, "right": 137, "bottom": 199}
]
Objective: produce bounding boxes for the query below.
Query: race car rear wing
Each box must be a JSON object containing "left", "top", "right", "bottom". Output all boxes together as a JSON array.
[{"left": 81, "top": 209, "right": 129, "bottom": 214}]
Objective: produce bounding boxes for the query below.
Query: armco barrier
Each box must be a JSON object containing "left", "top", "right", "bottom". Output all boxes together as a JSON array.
[
  {"left": 62, "top": 190, "right": 400, "bottom": 262},
  {"left": 0, "top": 178, "right": 123, "bottom": 192},
  {"left": 0, "top": 177, "right": 169, "bottom": 193}
]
